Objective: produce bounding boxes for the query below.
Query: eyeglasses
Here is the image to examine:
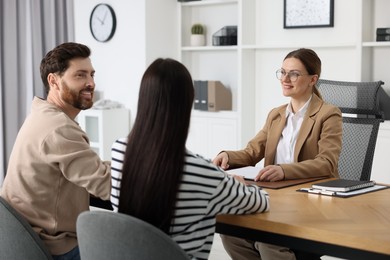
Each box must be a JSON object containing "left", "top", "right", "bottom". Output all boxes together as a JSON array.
[{"left": 275, "top": 69, "right": 310, "bottom": 82}]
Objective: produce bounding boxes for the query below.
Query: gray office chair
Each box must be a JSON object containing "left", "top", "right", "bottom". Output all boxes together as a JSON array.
[
  {"left": 77, "top": 211, "right": 190, "bottom": 260},
  {"left": 317, "top": 79, "right": 384, "bottom": 180},
  {"left": 0, "top": 196, "right": 53, "bottom": 259}
]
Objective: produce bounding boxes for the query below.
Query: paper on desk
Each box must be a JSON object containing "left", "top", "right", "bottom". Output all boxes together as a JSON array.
[
  {"left": 335, "top": 185, "right": 388, "bottom": 197},
  {"left": 298, "top": 184, "right": 389, "bottom": 198},
  {"left": 226, "top": 166, "right": 262, "bottom": 180}
]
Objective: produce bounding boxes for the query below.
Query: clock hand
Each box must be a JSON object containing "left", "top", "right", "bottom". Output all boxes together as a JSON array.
[
  {"left": 101, "top": 10, "right": 108, "bottom": 24},
  {"left": 96, "top": 17, "right": 104, "bottom": 25}
]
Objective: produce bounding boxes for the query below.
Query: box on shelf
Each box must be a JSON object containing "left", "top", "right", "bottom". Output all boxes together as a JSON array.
[
  {"left": 193, "top": 80, "right": 232, "bottom": 112},
  {"left": 212, "top": 26, "right": 237, "bottom": 46}
]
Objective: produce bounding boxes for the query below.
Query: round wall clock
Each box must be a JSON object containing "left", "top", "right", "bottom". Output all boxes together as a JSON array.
[{"left": 89, "top": 4, "right": 116, "bottom": 42}]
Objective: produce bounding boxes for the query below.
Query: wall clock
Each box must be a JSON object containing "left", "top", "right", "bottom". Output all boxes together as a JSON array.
[{"left": 89, "top": 4, "right": 116, "bottom": 42}]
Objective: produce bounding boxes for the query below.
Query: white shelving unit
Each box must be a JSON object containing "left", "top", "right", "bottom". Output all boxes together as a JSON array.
[
  {"left": 77, "top": 108, "right": 130, "bottom": 161},
  {"left": 360, "top": 0, "right": 390, "bottom": 84},
  {"left": 178, "top": 0, "right": 390, "bottom": 177},
  {"left": 179, "top": 0, "right": 256, "bottom": 159}
]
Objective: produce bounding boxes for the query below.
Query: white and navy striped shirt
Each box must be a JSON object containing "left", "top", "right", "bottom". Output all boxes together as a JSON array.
[{"left": 111, "top": 138, "right": 269, "bottom": 260}]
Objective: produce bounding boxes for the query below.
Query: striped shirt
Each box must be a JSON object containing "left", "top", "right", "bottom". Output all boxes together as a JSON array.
[{"left": 111, "top": 138, "right": 270, "bottom": 260}]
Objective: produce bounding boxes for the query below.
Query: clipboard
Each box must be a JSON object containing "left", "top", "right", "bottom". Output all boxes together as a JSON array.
[
  {"left": 245, "top": 176, "right": 329, "bottom": 189},
  {"left": 297, "top": 184, "right": 389, "bottom": 198}
]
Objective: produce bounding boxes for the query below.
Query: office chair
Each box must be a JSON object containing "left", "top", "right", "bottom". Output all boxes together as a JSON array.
[
  {"left": 0, "top": 196, "right": 53, "bottom": 259},
  {"left": 77, "top": 211, "right": 190, "bottom": 260},
  {"left": 317, "top": 79, "right": 384, "bottom": 181}
]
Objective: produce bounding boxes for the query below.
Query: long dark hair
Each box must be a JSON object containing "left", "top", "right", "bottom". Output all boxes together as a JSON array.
[{"left": 118, "top": 58, "right": 194, "bottom": 233}]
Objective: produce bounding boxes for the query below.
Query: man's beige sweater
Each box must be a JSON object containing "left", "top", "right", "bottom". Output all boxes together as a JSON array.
[{"left": 1, "top": 97, "right": 111, "bottom": 255}]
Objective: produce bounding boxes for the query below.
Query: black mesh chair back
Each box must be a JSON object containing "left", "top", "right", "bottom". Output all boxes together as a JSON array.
[
  {"left": 317, "top": 79, "right": 384, "bottom": 119},
  {"left": 338, "top": 117, "right": 380, "bottom": 180},
  {"left": 317, "top": 79, "right": 384, "bottom": 181}
]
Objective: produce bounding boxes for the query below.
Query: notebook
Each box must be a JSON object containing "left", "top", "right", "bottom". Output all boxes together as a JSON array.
[{"left": 311, "top": 179, "right": 376, "bottom": 192}]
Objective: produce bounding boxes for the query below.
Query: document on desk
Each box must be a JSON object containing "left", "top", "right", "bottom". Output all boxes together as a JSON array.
[
  {"left": 227, "top": 167, "right": 328, "bottom": 189},
  {"left": 298, "top": 184, "right": 389, "bottom": 198},
  {"left": 226, "top": 166, "right": 262, "bottom": 180}
]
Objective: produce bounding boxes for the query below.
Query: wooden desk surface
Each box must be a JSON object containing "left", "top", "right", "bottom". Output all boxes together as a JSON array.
[{"left": 216, "top": 180, "right": 390, "bottom": 256}]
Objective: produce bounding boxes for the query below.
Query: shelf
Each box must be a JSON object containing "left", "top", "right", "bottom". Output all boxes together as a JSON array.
[
  {"left": 77, "top": 108, "right": 130, "bottom": 161},
  {"left": 362, "top": 41, "right": 390, "bottom": 47},
  {"left": 181, "top": 45, "right": 238, "bottom": 51},
  {"left": 192, "top": 110, "right": 238, "bottom": 119},
  {"left": 180, "top": 0, "right": 238, "bottom": 7},
  {"left": 242, "top": 43, "right": 357, "bottom": 50}
]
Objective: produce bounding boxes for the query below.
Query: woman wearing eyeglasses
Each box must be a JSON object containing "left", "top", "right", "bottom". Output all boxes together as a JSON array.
[{"left": 212, "top": 48, "right": 342, "bottom": 260}]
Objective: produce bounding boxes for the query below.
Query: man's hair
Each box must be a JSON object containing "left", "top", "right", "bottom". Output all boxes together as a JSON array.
[{"left": 40, "top": 42, "right": 91, "bottom": 94}]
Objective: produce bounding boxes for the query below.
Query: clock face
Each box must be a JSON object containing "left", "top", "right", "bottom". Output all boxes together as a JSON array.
[{"left": 90, "top": 4, "right": 116, "bottom": 42}]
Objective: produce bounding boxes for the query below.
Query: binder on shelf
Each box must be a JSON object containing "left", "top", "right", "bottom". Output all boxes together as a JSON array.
[
  {"left": 193, "top": 80, "right": 208, "bottom": 111},
  {"left": 376, "top": 35, "right": 390, "bottom": 41},
  {"left": 376, "top": 27, "right": 390, "bottom": 35},
  {"left": 193, "top": 80, "right": 232, "bottom": 111}
]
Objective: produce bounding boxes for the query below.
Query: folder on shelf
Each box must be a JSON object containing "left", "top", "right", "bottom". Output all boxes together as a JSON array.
[
  {"left": 193, "top": 80, "right": 204, "bottom": 110},
  {"left": 193, "top": 80, "right": 232, "bottom": 111}
]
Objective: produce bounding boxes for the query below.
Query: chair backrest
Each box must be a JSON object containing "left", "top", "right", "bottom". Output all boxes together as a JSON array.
[
  {"left": 317, "top": 79, "right": 383, "bottom": 180},
  {"left": 317, "top": 79, "right": 384, "bottom": 118},
  {"left": 338, "top": 117, "right": 380, "bottom": 180},
  {"left": 0, "top": 196, "right": 53, "bottom": 259},
  {"left": 77, "top": 211, "right": 190, "bottom": 260}
]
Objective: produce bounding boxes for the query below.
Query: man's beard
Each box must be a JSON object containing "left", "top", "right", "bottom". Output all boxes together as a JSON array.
[{"left": 61, "top": 81, "right": 94, "bottom": 110}]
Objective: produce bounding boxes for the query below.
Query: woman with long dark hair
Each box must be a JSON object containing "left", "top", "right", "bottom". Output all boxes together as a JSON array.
[{"left": 111, "top": 58, "right": 269, "bottom": 260}]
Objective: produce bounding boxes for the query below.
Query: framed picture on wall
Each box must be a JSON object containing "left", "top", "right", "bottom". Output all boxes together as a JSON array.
[{"left": 284, "top": 0, "right": 334, "bottom": 29}]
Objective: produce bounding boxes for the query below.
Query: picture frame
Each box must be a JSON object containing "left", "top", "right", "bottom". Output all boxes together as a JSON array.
[{"left": 284, "top": 0, "right": 334, "bottom": 29}]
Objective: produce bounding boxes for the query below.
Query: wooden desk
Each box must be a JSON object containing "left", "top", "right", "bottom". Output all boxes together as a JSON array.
[{"left": 216, "top": 180, "right": 390, "bottom": 260}]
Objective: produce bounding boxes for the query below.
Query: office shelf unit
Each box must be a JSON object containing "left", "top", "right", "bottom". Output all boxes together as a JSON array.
[
  {"left": 178, "top": 0, "right": 256, "bottom": 159},
  {"left": 360, "top": 0, "right": 390, "bottom": 85},
  {"left": 360, "top": 0, "right": 390, "bottom": 184},
  {"left": 178, "top": 0, "right": 390, "bottom": 165},
  {"left": 77, "top": 108, "right": 130, "bottom": 161}
]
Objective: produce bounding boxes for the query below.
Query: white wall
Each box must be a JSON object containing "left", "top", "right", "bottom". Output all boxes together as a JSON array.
[
  {"left": 73, "top": 0, "right": 177, "bottom": 126},
  {"left": 74, "top": 0, "right": 389, "bottom": 131},
  {"left": 253, "top": 0, "right": 363, "bottom": 131},
  {"left": 73, "top": 1, "right": 390, "bottom": 183}
]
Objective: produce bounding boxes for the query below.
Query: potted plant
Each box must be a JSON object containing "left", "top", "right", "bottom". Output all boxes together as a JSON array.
[{"left": 191, "top": 23, "right": 206, "bottom": 46}]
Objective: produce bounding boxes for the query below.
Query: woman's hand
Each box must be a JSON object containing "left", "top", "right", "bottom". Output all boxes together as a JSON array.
[
  {"left": 212, "top": 152, "right": 230, "bottom": 170},
  {"left": 254, "top": 165, "right": 285, "bottom": 182}
]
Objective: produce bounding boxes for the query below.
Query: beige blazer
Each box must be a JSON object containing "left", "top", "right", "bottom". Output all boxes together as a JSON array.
[{"left": 226, "top": 94, "right": 342, "bottom": 179}]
